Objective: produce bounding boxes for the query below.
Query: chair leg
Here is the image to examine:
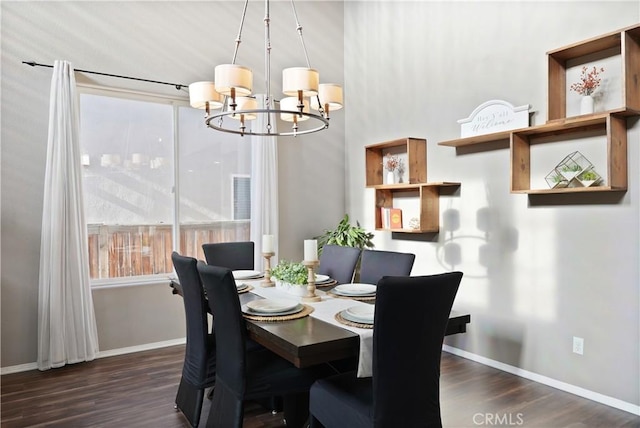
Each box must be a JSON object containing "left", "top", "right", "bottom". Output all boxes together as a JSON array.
[
  {"left": 282, "top": 392, "right": 310, "bottom": 428},
  {"left": 309, "top": 415, "right": 324, "bottom": 428},
  {"left": 175, "top": 377, "right": 205, "bottom": 427}
]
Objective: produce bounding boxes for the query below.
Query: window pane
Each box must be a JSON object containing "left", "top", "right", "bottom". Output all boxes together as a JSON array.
[
  {"left": 80, "top": 94, "right": 174, "bottom": 279},
  {"left": 178, "top": 107, "right": 251, "bottom": 260},
  {"left": 233, "top": 175, "right": 251, "bottom": 220}
]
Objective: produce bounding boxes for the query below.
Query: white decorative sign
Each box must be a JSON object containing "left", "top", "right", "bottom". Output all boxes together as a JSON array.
[{"left": 457, "top": 100, "right": 530, "bottom": 138}]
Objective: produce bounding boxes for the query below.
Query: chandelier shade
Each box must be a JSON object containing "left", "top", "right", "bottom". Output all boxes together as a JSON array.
[
  {"left": 229, "top": 97, "right": 258, "bottom": 120},
  {"left": 188, "top": 81, "right": 223, "bottom": 110},
  {"left": 214, "top": 64, "right": 253, "bottom": 97},
  {"left": 189, "top": 0, "right": 344, "bottom": 137},
  {"left": 311, "top": 83, "right": 344, "bottom": 113},
  {"left": 282, "top": 67, "right": 319, "bottom": 97},
  {"left": 280, "top": 97, "right": 310, "bottom": 122}
]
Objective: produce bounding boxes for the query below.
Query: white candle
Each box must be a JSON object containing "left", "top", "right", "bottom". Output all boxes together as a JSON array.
[
  {"left": 304, "top": 239, "right": 318, "bottom": 261},
  {"left": 262, "top": 234, "right": 274, "bottom": 253}
]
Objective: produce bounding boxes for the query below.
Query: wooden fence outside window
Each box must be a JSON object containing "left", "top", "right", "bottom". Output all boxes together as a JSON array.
[{"left": 87, "top": 221, "right": 250, "bottom": 279}]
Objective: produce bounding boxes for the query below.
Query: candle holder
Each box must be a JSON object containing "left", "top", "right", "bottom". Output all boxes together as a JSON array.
[
  {"left": 301, "top": 260, "right": 321, "bottom": 302},
  {"left": 261, "top": 252, "right": 275, "bottom": 287}
]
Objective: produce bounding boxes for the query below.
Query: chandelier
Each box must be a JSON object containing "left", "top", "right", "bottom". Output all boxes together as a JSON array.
[{"left": 188, "top": 0, "right": 344, "bottom": 137}]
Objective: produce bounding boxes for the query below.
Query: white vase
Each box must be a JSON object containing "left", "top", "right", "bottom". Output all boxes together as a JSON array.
[
  {"left": 275, "top": 280, "right": 308, "bottom": 296},
  {"left": 386, "top": 171, "right": 395, "bottom": 184},
  {"left": 580, "top": 95, "right": 594, "bottom": 115}
]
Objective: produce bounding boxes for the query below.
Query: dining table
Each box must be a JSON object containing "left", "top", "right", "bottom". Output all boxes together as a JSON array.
[{"left": 169, "top": 272, "right": 471, "bottom": 375}]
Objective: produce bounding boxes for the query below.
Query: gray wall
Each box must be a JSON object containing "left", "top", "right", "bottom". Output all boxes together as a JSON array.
[
  {"left": 1, "top": 1, "right": 345, "bottom": 366},
  {"left": 344, "top": 1, "right": 639, "bottom": 407}
]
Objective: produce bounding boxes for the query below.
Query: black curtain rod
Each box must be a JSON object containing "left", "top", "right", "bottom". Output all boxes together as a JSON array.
[{"left": 22, "top": 61, "right": 187, "bottom": 91}]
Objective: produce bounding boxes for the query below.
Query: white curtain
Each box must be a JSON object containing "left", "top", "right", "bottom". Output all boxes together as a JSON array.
[
  {"left": 250, "top": 94, "right": 279, "bottom": 270},
  {"left": 37, "top": 60, "right": 99, "bottom": 370}
]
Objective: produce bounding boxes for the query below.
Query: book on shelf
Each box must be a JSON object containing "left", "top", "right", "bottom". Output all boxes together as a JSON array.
[
  {"left": 389, "top": 208, "right": 402, "bottom": 229},
  {"left": 380, "top": 207, "right": 402, "bottom": 229}
]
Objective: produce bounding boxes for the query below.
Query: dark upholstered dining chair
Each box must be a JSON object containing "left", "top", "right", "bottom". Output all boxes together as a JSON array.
[
  {"left": 309, "top": 272, "right": 464, "bottom": 428},
  {"left": 202, "top": 241, "right": 255, "bottom": 270},
  {"left": 317, "top": 244, "right": 362, "bottom": 284},
  {"left": 196, "top": 262, "right": 334, "bottom": 428},
  {"left": 171, "top": 252, "right": 217, "bottom": 427},
  {"left": 358, "top": 249, "right": 415, "bottom": 285}
]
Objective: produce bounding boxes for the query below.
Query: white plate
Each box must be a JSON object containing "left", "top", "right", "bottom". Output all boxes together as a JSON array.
[
  {"left": 315, "top": 274, "right": 331, "bottom": 283},
  {"left": 242, "top": 303, "right": 304, "bottom": 317},
  {"left": 246, "top": 299, "right": 299, "bottom": 313},
  {"left": 236, "top": 283, "right": 248, "bottom": 291},
  {"left": 232, "top": 270, "right": 262, "bottom": 280},
  {"left": 340, "top": 305, "right": 375, "bottom": 324},
  {"left": 345, "top": 305, "right": 375, "bottom": 323},
  {"left": 333, "top": 283, "right": 377, "bottom": 296}
]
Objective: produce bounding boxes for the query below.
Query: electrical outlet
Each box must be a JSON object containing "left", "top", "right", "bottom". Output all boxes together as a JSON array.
[{"left": 573, "top": 336, "right": 584, "bottom": 355}]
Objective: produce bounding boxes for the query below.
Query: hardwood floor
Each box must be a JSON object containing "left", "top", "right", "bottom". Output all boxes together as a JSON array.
[{"left": 1, "top": 345, "right": 638, "bottom": 427}]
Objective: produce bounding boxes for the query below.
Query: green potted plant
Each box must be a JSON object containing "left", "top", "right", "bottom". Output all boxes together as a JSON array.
[
  {"left": 271, "top": 260, "right": 309, "bottom": 296},
  {"left": 315, "top": 214, "right": 374, "bottom": 255},
  {"left": 315, "top": 214, "right": 374, "bottom": 281}
]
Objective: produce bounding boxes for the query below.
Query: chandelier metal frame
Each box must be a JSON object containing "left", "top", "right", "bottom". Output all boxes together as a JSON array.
[{"left": 190, "top": 0, "right": 343, "bottom": 137}]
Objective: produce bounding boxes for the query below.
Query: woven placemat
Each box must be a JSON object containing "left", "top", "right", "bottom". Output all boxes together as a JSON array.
[
  {"left": 237, "top": 284, "right": 254, "bottom": 294},
  {"left": 315, "top": 280, "right": 337, "bottom": 288},
  {"left": 334, "top": 311, "right": 373, "bottom": 329},
  {"left": 242, "top": 304, "right": 314, "bottom": 322},
  {"left": 328, "top": 290, "right": 376, "bottom": 302}
]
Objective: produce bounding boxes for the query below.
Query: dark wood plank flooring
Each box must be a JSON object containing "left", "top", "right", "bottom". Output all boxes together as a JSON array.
[{"left": 2, "top": 345, "right": 638, "bottom": 427}]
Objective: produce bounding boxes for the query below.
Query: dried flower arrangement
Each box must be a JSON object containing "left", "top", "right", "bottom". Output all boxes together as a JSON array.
[
  {"left": 383, "top": 153, "right": 399, "bottom": 172},
  {"left": 570, "top": 66, "right": 604, "bottom": 96}
]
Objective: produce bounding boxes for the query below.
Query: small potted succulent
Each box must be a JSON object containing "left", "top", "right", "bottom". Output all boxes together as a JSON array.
[
  {"left": 545, "top": 170, "right": 569, "bottom": 189},
  {"left": 576, "top": 169, "right": 602, "bottom": 187}
]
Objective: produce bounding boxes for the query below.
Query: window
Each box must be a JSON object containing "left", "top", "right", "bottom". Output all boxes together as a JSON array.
[
  {"left": 79, "top": 88, "right": 251, "bottom": 282},
  {"left": 233, "top": 175, "right": 251, "bottom": 220}
]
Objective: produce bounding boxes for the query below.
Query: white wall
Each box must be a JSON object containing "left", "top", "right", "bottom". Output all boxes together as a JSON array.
[
  {"left": 1, "top": 1, "right": 345, "bottom": 366},
  {"left": 344, "top": 1, "right": 639, "bottom": 407}
]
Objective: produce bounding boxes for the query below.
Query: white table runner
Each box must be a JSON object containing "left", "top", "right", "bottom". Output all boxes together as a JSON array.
[{"left": 243, "top": 281, "right": 374, "bottom": 377}]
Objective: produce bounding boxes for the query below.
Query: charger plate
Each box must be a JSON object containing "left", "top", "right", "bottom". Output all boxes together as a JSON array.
[
  {"left": 237, "top": 284, "right": 253, "bottom": 294},
  {"left": 335, "top": 311, "right": 373, "bottom": 329},
  {"left": 315, "top": 279, "right": 337, "bottom": 288},
  {"left": 242, "top": 304, "right": 314, "bottom": 322},
  {"left": 328, "top": 290, "right": 376, "bottom": 302}
]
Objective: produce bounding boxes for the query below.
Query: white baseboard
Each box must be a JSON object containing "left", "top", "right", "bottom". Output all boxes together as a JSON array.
[
  {"left": 1, "top": 338, "right": 186, "bottom": 375},
  {"left": 443, "top": 345, "right": 640, "bottom": 416}
]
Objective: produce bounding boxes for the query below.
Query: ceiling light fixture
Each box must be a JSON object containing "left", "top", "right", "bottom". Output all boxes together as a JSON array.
[{"left": 188, "top": 0, "right": 344, "bottom": 137}]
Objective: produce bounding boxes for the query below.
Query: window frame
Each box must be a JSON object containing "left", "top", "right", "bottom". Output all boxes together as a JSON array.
[{"left": 77, "top": 84, "right": 190, "bottom": 286}]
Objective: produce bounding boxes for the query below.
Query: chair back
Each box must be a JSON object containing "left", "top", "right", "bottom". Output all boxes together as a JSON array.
[
  {"left": 359, "top": 249, "right": 415, "bottom": 285},
  {"left": 171, "top": 252, "right": 213, "bottom": 389},
  {"left": 317, "top": 244, "right": 362, "bottom": 284},
  {"left": 202, "top": 241, "right": 255, "bottom": 270},
  {"left": 197, "top": 262, "right": 248, "bottom": 396},
  {"left": 372, "top": 272, "right": 463, "bottom": 428}
]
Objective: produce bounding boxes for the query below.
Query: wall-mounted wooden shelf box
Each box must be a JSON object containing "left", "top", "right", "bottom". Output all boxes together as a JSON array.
[
  {"left": 374, "top": 183, "right": 461, "bottom": 233},
  {"left": 365, "top": 137, "right": 426, "bottom": 186},
  {"left": 548, "top": 23, "right": 640, "bottom": 121},
  {"left": 510, "top": 112, "right": 627, "bottom": 194},
  {"left": 365, "top": 137, "right": 459, "bottom": 233}
]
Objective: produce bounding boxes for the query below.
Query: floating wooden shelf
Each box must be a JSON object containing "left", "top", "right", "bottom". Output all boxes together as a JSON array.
[
  {"left": 365, "top": 137, "right": 426, "bottom": 187},
  {"left": 547, "top": 23, "right": 640, "bottom": 121},
  {"left": 373, "top": 183, "right": 460, "bottom": 233},
  {"left": 510, "top": 113, "right": 627, "bottom": 194},
  {"left": 365, "top": 137, "right": 459, "bottom": 234}
]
